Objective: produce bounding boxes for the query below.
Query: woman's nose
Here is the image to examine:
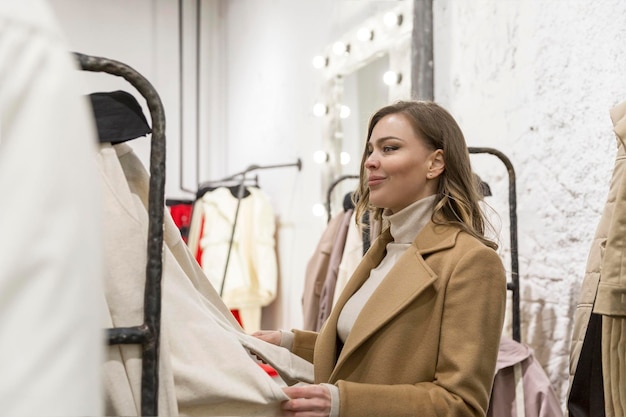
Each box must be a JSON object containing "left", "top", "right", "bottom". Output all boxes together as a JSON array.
[{"left": 365, "top": 154, "right": 379, "bottom": 170}]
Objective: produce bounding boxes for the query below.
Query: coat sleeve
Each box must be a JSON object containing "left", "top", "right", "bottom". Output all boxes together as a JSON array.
[
  {"left": 291, "top": 329, "right": 319, "bottom": 363},
  {"left": 337, "top": 245, "right": 507, "bottom": 417}
]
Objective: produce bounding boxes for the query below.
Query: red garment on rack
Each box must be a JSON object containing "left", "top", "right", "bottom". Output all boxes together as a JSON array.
[{"left": 168, "top": 201, "right": 193, "bottom": 243}]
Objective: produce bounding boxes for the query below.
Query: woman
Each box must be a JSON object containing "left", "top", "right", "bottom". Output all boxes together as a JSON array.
[{"left": 254, "top": 100, "right": 507, "bottom": 417}]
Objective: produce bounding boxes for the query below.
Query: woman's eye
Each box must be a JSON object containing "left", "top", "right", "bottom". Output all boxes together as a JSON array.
[{"left": 382, "top": 145, "right": 398, "bottom": 152}]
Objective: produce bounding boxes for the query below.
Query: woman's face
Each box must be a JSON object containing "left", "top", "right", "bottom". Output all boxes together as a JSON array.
[{"left": 365, "top": 113, "right": 443, "bottom": 214}]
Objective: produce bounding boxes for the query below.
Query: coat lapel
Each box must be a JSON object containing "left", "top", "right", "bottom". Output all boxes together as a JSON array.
[
  {"left": 327, "top": 222, "right": 460, "bottom": 381},
  {"left": 314, "top": 229, "right": 392, "bottom": 382}
]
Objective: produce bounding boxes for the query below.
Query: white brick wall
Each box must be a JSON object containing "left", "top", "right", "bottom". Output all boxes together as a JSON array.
[{"left": 434, "top": 0, "right": 626, "bottom": 406}]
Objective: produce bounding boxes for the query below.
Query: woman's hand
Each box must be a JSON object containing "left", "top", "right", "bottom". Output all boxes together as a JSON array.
[
  {"left": 251, "top": 330, "right": 282, "bottom": 346},
  {"left": 280, "top": 384, "right": 331, "bottom": 417}
]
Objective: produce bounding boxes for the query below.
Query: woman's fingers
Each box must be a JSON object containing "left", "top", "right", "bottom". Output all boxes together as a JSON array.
[
  {"left": 251, "top": 330, "right": 282, "bottom": 345},
  {"left": 280, "top": 385, "right": 331, "bottom": 417}
]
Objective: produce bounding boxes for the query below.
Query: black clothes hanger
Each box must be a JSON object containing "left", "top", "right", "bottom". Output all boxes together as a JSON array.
[
  {"left": 88, "top": 90, "right": 152, "bottom": 144},
  {"left": 343, "top": 191, "right": 355, "bottom": 211},
  {"left": 196, "top": 176, "right": 259, "bottom": 199}
]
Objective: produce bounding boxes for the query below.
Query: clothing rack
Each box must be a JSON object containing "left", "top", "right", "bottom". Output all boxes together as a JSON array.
[
  {"left": 468, "top": 146, "right": 520, "bottom": 342},
  {"left": 326, "top": 174, "right": 359, "bottom": 223},
  {"left": 75, "top": 52, "right": 166, "bottom": 417},
  {"left": 198, "top": 159, "right": 302, "bottom": 297},
  {"left": 198, "top": 159, "right": 302, "bottom": 187},
  {"left": 196, "top": 175, "right": 259, "bottom": 199}
]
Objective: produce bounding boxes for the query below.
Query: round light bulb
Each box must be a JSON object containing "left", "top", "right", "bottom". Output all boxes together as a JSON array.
[
  {"left": 339, "top": 105, "right": 351, "bottom": 119},
  {"left": 383, "top": 12, "right": 401, "bottom": 27},
  {"left": 332, "top": 41, "right": 349, "bottom": 55},
  {"left": 312, "top": 203, "right": 326, "bottom": 217},
  {"left": 357, "top": 27, "right": 373, "bottom": 42},
  {"left": 383, "top": 70, "right": 402, "bottom": 85},
  {"left": 313, "top": 102, "right": 328, "bottom": 117},
  {"left": 313, "top": 150, "right": 328, "bottom": 164},
  {"left": 340, "top": 152, "right": 351, "bottom": 165},
  {"left": 312, "top": 55, "right": 327, "bottom": 69}
]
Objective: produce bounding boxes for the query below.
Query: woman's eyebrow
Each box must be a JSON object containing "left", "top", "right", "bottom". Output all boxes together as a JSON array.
[{"left": 369, "top": 136, "right": 403, "bottom": 145}]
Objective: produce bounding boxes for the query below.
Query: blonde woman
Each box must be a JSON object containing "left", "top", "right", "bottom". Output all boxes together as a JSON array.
[{"left": 255, "top": 101, "right": 507, "bottom": 417}]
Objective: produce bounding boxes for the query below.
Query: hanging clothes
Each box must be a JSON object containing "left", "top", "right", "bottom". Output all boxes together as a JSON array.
[
  {"left": 301, "top": 211, "right": 345, "bottom": 331},
  {"left": 592, "top": 101, "right": 626, "bottom": 416},
  {"left": 167, "top": 199, "right": 194, "bottom": 243},
  {"left": 316, "top": 206, "right": 353, "bottom": 330},
  {"left": 186, "top": 185, "right": 278, "bottom": 333},
  {"left": 97, "top": 142, "right": 314, "bottom": 416},
  {"left": 488, "top": 337, "right": 563, "bottom": 417},
  {"left": 568, "top": 100, "right": 626, "bottom": 417},
  {"left": 90, "top": 90, "right": 313, "bottom": 416}
]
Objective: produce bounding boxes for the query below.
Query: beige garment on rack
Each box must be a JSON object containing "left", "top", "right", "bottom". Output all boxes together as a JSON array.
[
  {"left": 569, "top": 101, "right": 626, "bottom": 417},
  {"left": 98, "top": 142, "right": 312, "bottom": 416},
  {"left": 187, "top": 186, "right": 278, "bottom": 333},
  {"left": 592, "top": 101, "right": 626, "bottom": 417}
]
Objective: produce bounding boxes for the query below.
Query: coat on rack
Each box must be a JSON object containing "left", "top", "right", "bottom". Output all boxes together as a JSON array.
[
  {"left": 569, "top": 100, "right": 626, "bottom": 417},
  {"left": 302, "top": 211, "right": 345, "bottom": 331},
  {"left": 91, "top": 90, "right": 313, "bottom": 416},
  {"left": 489, "top": 337, "right": 563, "bottom": 417},
  {"left": 316, "top": 206, "right": 353, "bottom": 330},
  {"left": 98, "top": 142, "right": 314, "bottom": 416}
]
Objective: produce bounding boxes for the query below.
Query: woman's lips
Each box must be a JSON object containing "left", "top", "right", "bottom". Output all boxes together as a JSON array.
[{"left": 368, "top": 176, "right": 385, "bottom": 187}]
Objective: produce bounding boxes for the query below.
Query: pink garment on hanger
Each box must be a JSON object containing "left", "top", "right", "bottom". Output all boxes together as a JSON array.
[{"left": 489, "top": 337, "right": 564, "bottom": 417}]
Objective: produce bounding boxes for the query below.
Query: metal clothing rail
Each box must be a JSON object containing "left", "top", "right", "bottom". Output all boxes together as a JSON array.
[
  {"left": 325, "top": 174, "right": 359, "bottom": 223},
  {"left": 468, "top": 146, "right": 521, "bottom": 343},
  {"left": 198, "top": 159, "right": 302, "bottom": 188},
  {"left": 75, "top": 52, "right": 166, "bottom": 417}
]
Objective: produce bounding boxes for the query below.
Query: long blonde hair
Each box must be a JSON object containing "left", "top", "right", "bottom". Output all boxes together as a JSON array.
[{"left": 353, "top": 100, "right": 497, "bottom": 250}]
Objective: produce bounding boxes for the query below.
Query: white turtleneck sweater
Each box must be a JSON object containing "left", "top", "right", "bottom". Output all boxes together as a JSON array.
[{"left": 336, "top": 194, "right": 436, "bottom": 343}]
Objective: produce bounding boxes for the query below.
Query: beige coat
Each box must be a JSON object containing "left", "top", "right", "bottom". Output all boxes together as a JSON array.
[
  {"left": 569, "top": 101, "right": 626, "bottom": 417},
  {"left": 594, "top": 101, "right": 626, "bottom": 417},
  {"left": 293, "top": 222, "right": 507, "bottom": 417}
]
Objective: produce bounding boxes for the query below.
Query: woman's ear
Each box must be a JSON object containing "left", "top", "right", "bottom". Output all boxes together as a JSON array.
[{"left": 428, "top": 149, "right": 445, "bottom": 178}]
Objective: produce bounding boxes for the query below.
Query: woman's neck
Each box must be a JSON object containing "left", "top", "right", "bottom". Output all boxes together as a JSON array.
[{"left": 383, "top": 195, "right": 437, "bottom": 244}]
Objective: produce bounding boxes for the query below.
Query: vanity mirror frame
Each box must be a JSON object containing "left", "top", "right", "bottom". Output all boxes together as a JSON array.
[{"left": 314, "top": 0, "right": 416, "bottom": 216}]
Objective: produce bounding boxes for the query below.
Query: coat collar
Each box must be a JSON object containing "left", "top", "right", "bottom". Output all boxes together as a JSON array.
[{"left": 315, "top": 221, "right": 461, "bottom": 382}]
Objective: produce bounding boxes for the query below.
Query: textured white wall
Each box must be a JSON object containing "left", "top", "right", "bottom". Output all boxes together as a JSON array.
[{"left": 434, "top": 0, "right": 626, "bottom": 406}]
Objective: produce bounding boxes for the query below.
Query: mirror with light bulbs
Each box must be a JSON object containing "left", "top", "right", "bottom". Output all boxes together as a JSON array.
[{"left": 311, "top": 0, "right": 415, "bottom": 217}]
